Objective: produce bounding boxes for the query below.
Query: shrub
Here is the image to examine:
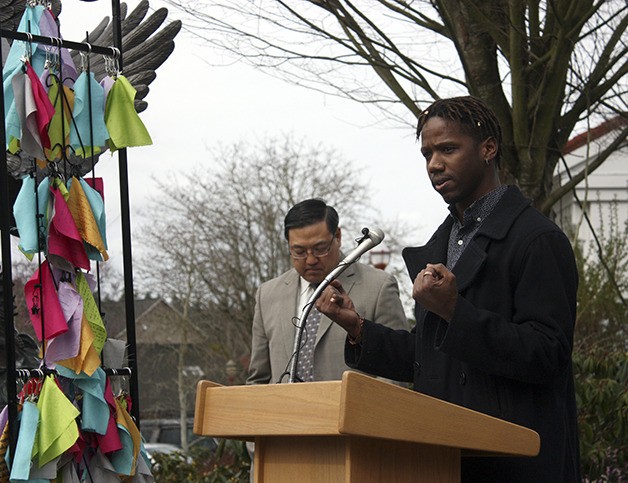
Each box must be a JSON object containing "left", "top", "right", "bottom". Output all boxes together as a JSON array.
[
  {"left": 571, "top": 209, "right": 627, "bottom": 481},
  {"left": 151, "top": 439, "right": 250, "bottom": 482},
  {"left": 574, "top": 346, "right": 627, "bottom": 481}
]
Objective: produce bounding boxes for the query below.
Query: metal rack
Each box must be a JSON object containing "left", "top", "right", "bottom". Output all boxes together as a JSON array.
[{"left": 1, "top": 0, "right": 140, "bottom": 454}]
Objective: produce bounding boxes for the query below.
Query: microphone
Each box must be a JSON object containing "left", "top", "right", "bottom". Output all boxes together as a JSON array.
[
  {"left": 288, "top": 227, "right": 385, "bottom": 383},
  {"left": 322, "top": 227, "right": 385, "bottom": 285}
]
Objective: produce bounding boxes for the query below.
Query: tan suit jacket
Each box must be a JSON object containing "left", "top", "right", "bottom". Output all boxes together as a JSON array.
[{"left": 247, "top": 262, "right": 408, "bottom": 384}]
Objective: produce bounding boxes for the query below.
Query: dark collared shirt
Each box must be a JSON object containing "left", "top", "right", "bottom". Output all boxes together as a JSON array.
[{"left": 446, "top": 185, "right": 508, "bottom": 269}]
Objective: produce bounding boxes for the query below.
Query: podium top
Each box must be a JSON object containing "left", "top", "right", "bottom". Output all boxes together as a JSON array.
[{"left": 194, "top": 371, "right": 539, "bottom": 457}]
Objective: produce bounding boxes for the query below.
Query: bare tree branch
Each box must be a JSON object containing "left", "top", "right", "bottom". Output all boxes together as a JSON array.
[
  {"left": 161, "top": 0, "right": 625, "bottom": 210},
  {"left": 134, "top": 134, "right": 409, "bottom": 364}
]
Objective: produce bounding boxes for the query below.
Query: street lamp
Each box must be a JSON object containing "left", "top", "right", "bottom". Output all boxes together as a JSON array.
[{"left": 369, "top": 248, "right": 391, "bottom": 270}]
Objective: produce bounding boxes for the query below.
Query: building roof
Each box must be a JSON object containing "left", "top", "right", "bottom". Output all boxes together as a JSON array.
[
  {"left": 563, "top": 115, "right": 627, "bottom": 154},
  {"left": 108, "top": 296, "right": 210, "bottom": 345}
]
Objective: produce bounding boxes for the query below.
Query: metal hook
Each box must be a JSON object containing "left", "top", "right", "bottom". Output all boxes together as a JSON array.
[
  {"left": 80, "top": 52, "right": 88, "bottom": 72},
  {"left": 111, "top": 48, "right": 121, "bottom": 75},
  {"left": 43, "top": 36, "right": 56, "bottom": 69},
  {"left": 23, "top": 32, "right": 34, "bottom": 62},
  {"left": 104, "top": 53, "right": 120, "bottom": 77},
  {"left": 103, "top": 55, "right": 111, "bottom": 76}
]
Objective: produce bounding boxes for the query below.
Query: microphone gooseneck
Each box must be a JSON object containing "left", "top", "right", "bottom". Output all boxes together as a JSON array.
[{"left": 288, "top": 227, "right": 385, "bottom": 383}]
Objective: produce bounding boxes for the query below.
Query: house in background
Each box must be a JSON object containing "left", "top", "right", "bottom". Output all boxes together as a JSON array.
[
  {"left": 553, "top": 116, "right": 628, "bottom": 245},
  {"left": 102, "top": 296, "right": 232, "bottom": 420}
]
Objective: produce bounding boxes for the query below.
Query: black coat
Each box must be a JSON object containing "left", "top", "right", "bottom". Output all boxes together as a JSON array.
[{"left": 346, "top": 186, "right": 580, "bottom": 482}]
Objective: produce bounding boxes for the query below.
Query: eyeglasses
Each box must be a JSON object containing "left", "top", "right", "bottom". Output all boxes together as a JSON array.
[{"left": 289, "top": 237, "right": 335, "bottom": 259}]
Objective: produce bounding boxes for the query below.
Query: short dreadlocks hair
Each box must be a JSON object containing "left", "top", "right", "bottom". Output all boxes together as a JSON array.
[{"left": 416, "top": 96, "right": 502, "bottom": 166}]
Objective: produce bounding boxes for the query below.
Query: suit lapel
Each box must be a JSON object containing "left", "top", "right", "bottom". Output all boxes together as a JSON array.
[
  {"left": 452, "top": 187, "right": 530, "bottom": 291},
  {"left": 403, "top": 218, "right": 490, "bottom": 292},
  {"left": 402, "top": 186, "right": 530, "bottom": 293},
  {"left": 279, "top": 270, "right": 301, "bottom": 356},
  {"left": 402, "top": 218, "right": 451, "bottom": 282},
  {"left": 452, "top": 237, "right": 489, "bottom": 291}
]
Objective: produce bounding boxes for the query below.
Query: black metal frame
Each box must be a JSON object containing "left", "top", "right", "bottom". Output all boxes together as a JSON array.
[{"left": 1, "top": 0, "right": 140, "bottom": 454}]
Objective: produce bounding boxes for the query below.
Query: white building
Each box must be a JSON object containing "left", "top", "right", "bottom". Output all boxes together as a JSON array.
[{"left": 553, "top": 116, "right": 628, "bottom": 246}]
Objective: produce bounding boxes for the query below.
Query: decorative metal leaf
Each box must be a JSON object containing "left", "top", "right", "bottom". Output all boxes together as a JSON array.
[{"left": 2, "top": 0, "right": 181, "bottom": 113}]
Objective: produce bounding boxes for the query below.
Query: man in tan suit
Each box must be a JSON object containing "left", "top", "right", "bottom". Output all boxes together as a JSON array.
[{"left": 247, "top": 198, "right": 408, "bottom": 385}]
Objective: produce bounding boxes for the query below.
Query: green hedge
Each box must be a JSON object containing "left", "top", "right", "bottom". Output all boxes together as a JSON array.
[
  {"left": 574, "top": 347, "right": 627, "bottom": 481},
  {"left": 151, "top": 439, "right": 250, "bottom": 483}
]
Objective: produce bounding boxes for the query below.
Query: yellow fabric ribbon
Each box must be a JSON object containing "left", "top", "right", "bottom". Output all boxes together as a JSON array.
[
  {"left": 75, "top": 272, "right": 107, "bottom": 354},
  {"left": 104, "top": 75, "right": 152, "bottom": 152},
  {"left": 56, "top": 312, "right": 101, "bottom": 376},
  {"left": 7, "top": 137, "right": 20, "bottom": 155},
  {"left": 115, "top": 397, "right": 142, "bottom": 475},
  {"left": 45, "top": 76, "right": 74, "bottom": 161},
  {"left": 51, "top": 176, "right": 70, "bottom": 201},
  {"left": 33, "top": 375, "right": 79, "bottom": 467},
  {"left": 0, "top": 422, "right": 10, "bottom": 482},
  {"left": 67, "top": 176, "right": 109, "bottom": 261}
]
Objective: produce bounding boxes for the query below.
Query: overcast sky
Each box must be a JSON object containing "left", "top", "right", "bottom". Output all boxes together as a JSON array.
[{"left": 58, "top": 1, "right": 448, "bottom": 272}]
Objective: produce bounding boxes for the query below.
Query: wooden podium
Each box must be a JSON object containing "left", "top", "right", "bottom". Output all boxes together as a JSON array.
[{"left": 194, "top": 371, "right": 539, "bottom": 482}]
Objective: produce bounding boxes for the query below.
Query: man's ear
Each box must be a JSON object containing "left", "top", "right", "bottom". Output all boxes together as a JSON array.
[
  {"left": 483, "top": 137, "right": 498, "bottom": 162},
  {"left": 336, "top": 227, "right": 342, "bottom": 244}
]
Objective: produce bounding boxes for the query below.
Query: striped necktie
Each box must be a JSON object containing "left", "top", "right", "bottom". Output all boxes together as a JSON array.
[{"left": 296, "top": 305, "right": 321, "bottom": 382}]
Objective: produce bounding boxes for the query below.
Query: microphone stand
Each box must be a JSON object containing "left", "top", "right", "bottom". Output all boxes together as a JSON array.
[{"left": 287, "top": 229, "right": 371, "bottom": 383}]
